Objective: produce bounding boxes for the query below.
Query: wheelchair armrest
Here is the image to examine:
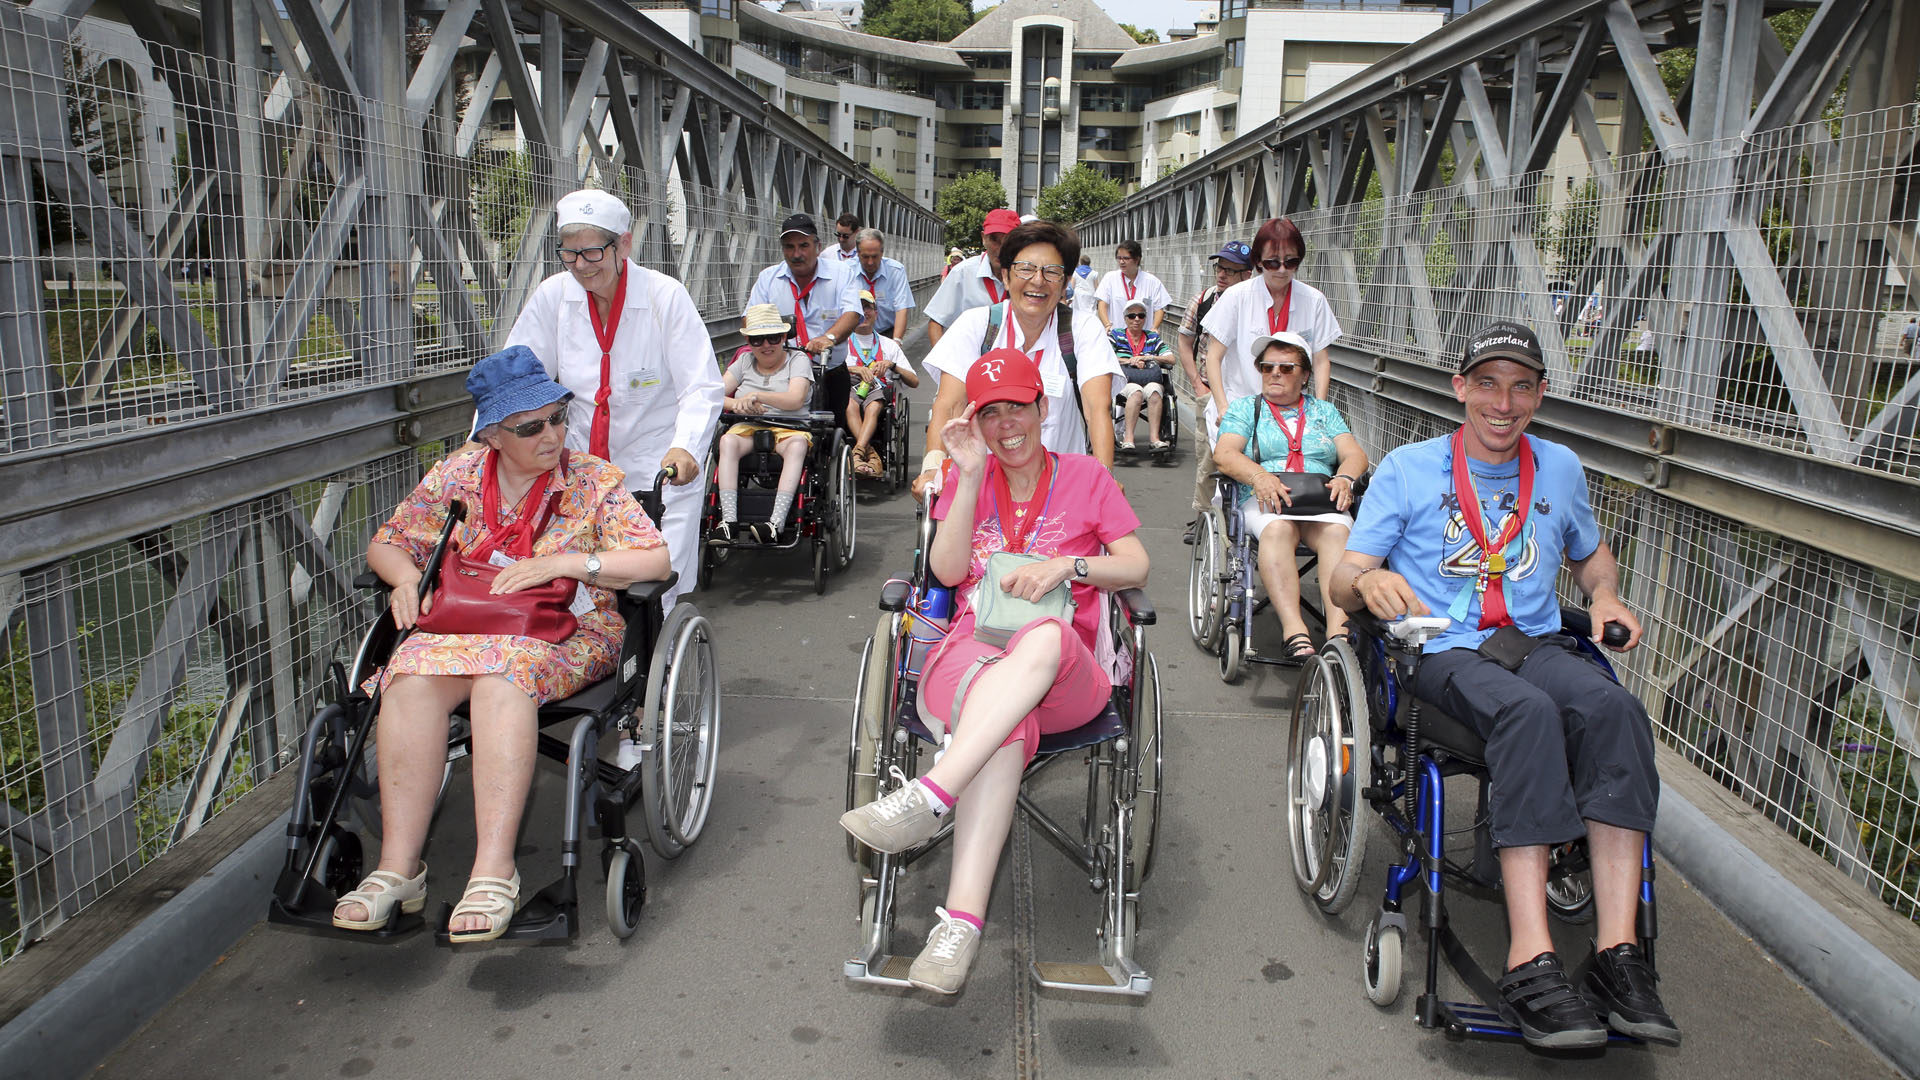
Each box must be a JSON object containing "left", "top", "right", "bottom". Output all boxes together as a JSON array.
[
  {"left": 624, "top": 574, "right": 678, "bottom": 611},
  {"left": 879, "top": 578, "right": 912, "bottom": 612},
  {"left": 1349, "top": 608, "right": 1390, "bottom": 642},
  {"left": 1115, "top": 587, "right": 1156, "bottom": 626},
  {"left": 353, "top": 570, "right": 385, "bottom": 591},
  {"left": 1559, "top": 604, "right": 1629, "bottom": 648}
]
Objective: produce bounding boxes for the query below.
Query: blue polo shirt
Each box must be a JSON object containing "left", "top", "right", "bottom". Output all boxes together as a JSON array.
[
  {"left": 849, "top": 257, "right": 916, "bottom": 336},
  {"left": 746, "top": 258, "right": 864, "bottom": 367}
]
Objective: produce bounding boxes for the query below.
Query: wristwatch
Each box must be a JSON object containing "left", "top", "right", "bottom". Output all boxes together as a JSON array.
[
  {"left": 1073, "top": 557, "right": 1090, "bottom": 580},
  {"left": 584, "top": 552, "right": 602, "bottom": 585}
]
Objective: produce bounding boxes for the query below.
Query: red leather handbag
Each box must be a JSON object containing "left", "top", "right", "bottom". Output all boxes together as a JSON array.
[{"left": 415, "top": 494, "right": 580, "bottom": 643}]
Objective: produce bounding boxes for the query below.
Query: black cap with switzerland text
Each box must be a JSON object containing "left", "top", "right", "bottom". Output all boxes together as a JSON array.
[{"left": 1461, "top": 321, "right": 1546, "bottom": 375}]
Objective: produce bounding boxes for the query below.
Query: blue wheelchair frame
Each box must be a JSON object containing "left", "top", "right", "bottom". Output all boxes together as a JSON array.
[{"left": 1289, "top": 605, "right": 1659, "bottom": 1044}]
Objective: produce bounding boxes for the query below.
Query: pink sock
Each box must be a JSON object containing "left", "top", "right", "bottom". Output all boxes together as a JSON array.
[
  {"left": 918, "top": 777, "right": 955, "bottom": 811},
  {"left": 947, "top": 909, "right": 984, "bottom": 931}
]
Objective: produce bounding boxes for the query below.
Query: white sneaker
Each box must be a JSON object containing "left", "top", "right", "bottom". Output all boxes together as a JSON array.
[
  {"left": 838, "top": 773, "right": 943, "bottom": 854},
  {"left": 908, "top": 908, "right": 981, "bottom": 994}
]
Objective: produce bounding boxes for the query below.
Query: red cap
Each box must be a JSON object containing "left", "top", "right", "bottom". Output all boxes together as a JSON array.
[
  {"left": 982, "top": 208, "right": 1021, "bottom": 236},
  {"left": 966, "top": 348, "right": 1045, "bottom": 408}
]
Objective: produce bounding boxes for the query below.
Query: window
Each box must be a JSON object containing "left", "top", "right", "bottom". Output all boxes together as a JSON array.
[
  {"left": 1225, "top": 39, "right": 1245, "bottom": 70},
  {"left": 1170, "top": 113, "right": 1199, "bottom": 135},
  {"left": 956, "top": 124, "right": 1003, "bottom": 148},
  {"left": 700, "top": 0, "right": 734, "bottom": 15},
  {"left": 1218, "top": 105, "right": 1237, "bottom": 137},
  {"left": 1077, "top": 125, "right": 1134, "bottom": 152},
  {"left": 1074, "top": 54, "right": 1116, "bottom": 71},
  {"left": 1220, "top": 0, "right": 1246, "bottom": 17},
  {"left": 1079, "top": 84, "right": 1149, "bottom": 113},
  {"left": 702, "top": 38, "right": 732, "bottom": 66}
]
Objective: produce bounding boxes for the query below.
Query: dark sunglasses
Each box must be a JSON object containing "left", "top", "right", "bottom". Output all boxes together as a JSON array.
[
  {"left": 1255, "top": 360, "right": 1304, "bottom": 376},
  {"left": 746, "top": 333, "right": 785, "bottom": 347},
  {"left": 1125, "top": 311, "right": 1146, "bottom": 319},
  {"left": 504, "top": 404, "right": 570, "bottom": 438},
  {"left": 1259, "top": 256, "right": 1305, "bottom": 271}
]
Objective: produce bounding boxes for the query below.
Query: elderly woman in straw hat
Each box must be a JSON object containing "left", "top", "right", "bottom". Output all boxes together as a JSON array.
[
  {"left": 711, "top": 303, "right": 818, "bottom": 544},
  {"left": 334, "top": 345, "right": 670, "bottom": 942}
]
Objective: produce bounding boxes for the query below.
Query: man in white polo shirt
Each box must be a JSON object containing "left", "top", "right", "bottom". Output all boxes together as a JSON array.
[{"left": 923, "top": 207, "right": 1023, "bottom": 349}]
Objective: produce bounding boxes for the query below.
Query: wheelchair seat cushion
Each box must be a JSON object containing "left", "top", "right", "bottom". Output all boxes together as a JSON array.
[{"left": 898, "top": 689, "right": 1126, "bottom": 757}]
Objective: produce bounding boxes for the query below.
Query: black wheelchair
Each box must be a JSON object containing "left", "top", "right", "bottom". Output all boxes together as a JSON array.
[
  {"left": 268, "top": 474, "right": 722, "bottom": 943},
  {"left": 850, "top": 374, "right": 912, "bottom": 492},
  {"left": 843, "top": 503, "right": 1164, "bottom": 995},
  {"left": 698, "top": 362, "right": 857, "bottom": 595},
  {"left": 1111, "top": 359, "right": 1178, "bottom": 465},
  {"left": 1284, "top": 606, "right": 1660, "bottom": 1043},
  {"left": 1187, "top": 472, "right": 1363, "bottom": 683}
]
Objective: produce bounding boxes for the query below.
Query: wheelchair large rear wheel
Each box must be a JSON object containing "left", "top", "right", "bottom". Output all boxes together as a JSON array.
[
  {"left": 1286, "top": 638, "right": 1370, "bottom": 914},
  {"left": 845, "top": 615, "right": 893, "bottom": 865},
  {"left": 639, "top": 604, "right": 721, "bottom": 858},
  {"left": 1546, "top": 841, "right": 1596, "bottom": 924},
  {"left": 1187, "top": 510, "right": 1225, "bottom": 652},
  {"left": 888, "top": 400, "right": 911, "bottom": 490},
  {"left": 832, "top": 440, "right": 857, "bottom": 570},
  {"left": 1128, "top": 651, "right": 1164, "bottom": 887}
]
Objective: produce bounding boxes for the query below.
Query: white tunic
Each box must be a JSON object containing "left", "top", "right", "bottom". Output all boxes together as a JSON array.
[
  {"left": 1093, "top": 269, "right": 1172, "bottom": 325},
  {"left": 924, "top": 305, "right": 1122, "bottom": 454}
]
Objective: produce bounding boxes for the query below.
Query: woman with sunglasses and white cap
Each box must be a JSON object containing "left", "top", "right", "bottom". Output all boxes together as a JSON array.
[
  {"left": 335, "top": 346, "right": 670, "bottom": 942},
  {"left": 1210, "top": 331, "right": 1367, "bottom": 662},
  {"left": 505, "top": 189, "right": 723, "bottom": 612}
]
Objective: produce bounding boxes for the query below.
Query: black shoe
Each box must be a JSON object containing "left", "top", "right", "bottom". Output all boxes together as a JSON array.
[
  {"left": 1583, "top": 942, "right": 1681, "bottom": 1046},
  {"left": 1182, "top": 519, "right": 1198, "bottom": 545},
  {"left": 707, "top": 521, "right": 735, "bottom": 546},
  {"left": 1497, "top": 951, "right": 1608, "bottom": 1049},
  {"left": 743, "top": 522, "right": 777, "bottom": 545}
]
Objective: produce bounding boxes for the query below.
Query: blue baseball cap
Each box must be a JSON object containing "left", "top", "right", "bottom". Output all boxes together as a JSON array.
[
  {"left": 468, "top": 345, "right": 572, "bottom": 432},
  {"left": 1211, "top": 241, "right": 1252, "bottom": 268}
]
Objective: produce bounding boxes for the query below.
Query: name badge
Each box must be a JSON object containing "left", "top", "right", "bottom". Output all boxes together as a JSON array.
[
  {"left": 487, "top": 551, "right": 517, "bottom": 569},
  {"left": 1041, "top": 368, "right": 1067, "bottom": 397},
  {"left": 569, "top": 582, "right": 595, "bottom": 618}
]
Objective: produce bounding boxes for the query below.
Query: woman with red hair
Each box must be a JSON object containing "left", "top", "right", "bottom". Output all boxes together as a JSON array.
[{"left": 1199, "top": 218, "right": 1342, "bottom": 422}]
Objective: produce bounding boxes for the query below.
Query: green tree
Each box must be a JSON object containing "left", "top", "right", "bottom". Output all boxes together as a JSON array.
[
  {"left": 1118, "top": 23, "right": 1160, "bottom": 45},
  {"left": 1035, "top": 164, "right": 1124, "bottom": 224},
  {"left": 935, "top": 168, "right": 1008, "bottom": 252},
  {"left": 870, "top": 165, "right": 900, "bottom": 191},
  {"left": 864, "top": 0, "right": 972, "bottom": 42}
]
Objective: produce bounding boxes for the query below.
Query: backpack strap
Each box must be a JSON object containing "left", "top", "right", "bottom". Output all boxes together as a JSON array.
[{"left": 978, "top": 302, "right": 1091, "bottom": 454}]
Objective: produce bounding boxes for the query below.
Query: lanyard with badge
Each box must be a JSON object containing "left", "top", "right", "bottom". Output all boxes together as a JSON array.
[{"left": 1447, "top": 427, "right": 1535, "bottom": 628}]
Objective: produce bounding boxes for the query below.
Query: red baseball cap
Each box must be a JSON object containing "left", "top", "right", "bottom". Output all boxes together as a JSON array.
[
  {"left": 966, "top": 348, "right": 1044, "bottom": 408},
  {"left": 982, "top": 208, "right": 1021, "bottom": 236}
]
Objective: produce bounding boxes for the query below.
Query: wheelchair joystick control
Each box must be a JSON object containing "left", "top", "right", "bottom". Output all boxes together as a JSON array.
[{"left": 1385, "top": 615, "right": 1452, "bottom": 647}]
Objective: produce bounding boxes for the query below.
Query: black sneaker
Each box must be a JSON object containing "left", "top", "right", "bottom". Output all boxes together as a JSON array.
[
  {"left": 707, "top": 521, "right": 735, "bottom": 546},
  {"left": 1583, "top": 942, "right": 1681, "bottom": 1046},
  {"left": 1182, "top": 519, "right": 1198, "bottom": 545},
  {"left": 1497, "top": 951, "right": 1608, "bottom": 1049}
]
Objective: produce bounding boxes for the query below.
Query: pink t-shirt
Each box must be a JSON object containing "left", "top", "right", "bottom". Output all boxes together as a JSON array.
[{"left": 932, "top": 453, "right": 1141, "bottom": 652}]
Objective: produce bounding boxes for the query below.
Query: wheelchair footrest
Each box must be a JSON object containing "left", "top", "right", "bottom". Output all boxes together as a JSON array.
[
  {"left": 1031, "top": 959, "right": 1152, "bottom": 996},
  {"left": 842, "top": 953, "right": 916, "bottom": 987},
  {"left": 433, "top": 876, "right": 577, "bottom": 945},
  {"left": 266, "top": 895, "right": 426, "bottom": 942}
]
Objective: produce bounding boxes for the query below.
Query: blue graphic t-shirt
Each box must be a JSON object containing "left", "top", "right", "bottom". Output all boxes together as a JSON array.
[{"left": 1345, "top": 433, "right": 1600, "bottom": 654}]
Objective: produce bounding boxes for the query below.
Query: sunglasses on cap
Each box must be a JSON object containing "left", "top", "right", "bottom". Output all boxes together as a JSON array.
[
  {"left": 1255, "top": 360, "right": 1304, "bottom": 376},
  {"left": 504, "top": 404, "right": 570, "bottom": 438},
  {"left": 746, "top": 334, "right": 785, "bottom": 347},
  {"left": 1258, "top": 256, "right": 1305, "bottom": 271}
]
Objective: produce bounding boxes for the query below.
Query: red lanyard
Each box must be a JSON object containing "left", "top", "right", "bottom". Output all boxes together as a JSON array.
[
  {"left": 1263, "top": 399, "right": 1308, "bottom": 472},
  {"left": 990, "top": 454, "right": 1055, "bottom": 554},
  {"left": 468, "top": 449, "right": 563, "bottom": 561},
  {"left": 585, "top": 263, "right": 629, "bottom": 459},
  {"left": 1450, "top": 426, "right": 1535, "bottom": 629},
  {"left": 1003, "top": 310, "right": 1047, "bottom": 368},
  {"left": 787, "top": 275, "right": 818, "bottom": 347},
  {"left": 1266, "top": 280, "right": 1293, "bottom": 334}
]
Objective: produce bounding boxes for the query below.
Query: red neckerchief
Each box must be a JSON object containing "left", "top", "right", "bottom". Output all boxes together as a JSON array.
[
  {"left": 1121, "top": 272, "right": 1137, "bottom": 301},
  {"left": 990, "top": 453, "right": 1055, "bottom": 554},
  {"left": 1266, "top": 280, "right": 1293, "bottom": 334},
  {"left": 1263, "top": 397, "right": 1308, "bottom": 472},
  {"left": 585, "top": 264, "right": 629, "bottom": 459},
  {"left": 862, "top": 270, "right": 881, "bottom": 299},
  {"left": 981, "top": 261, "right": 1005, "bottom": 305},
  {"left": 1450, "top": 426, "right": 1535, "bottom": 629},
  {"left": 1003, "top": 308, "right": 1047, "bottom": 368},
  {"left": 468, "top": 449, "right": 566, "bottom": 561},
  {"left": 787, "top": 272, "right": 818, "bottom": 347},
  {"left": 1125, "top": 328, "right": 1147, "bottom": 357}
]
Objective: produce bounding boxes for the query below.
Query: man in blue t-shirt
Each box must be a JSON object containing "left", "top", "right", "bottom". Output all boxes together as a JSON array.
[{"left": 1330, "top": 321, "right": 1678, "bottom": 1051}]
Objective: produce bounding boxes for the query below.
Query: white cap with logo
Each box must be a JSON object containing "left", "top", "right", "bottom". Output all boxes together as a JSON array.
[{"left": 555, "top": 189, "right": 632, "bottom": 235}]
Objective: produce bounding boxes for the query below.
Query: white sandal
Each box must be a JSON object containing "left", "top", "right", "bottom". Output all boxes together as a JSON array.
[
  {"left": 332, "top": 863, "right": 427, "bottom": 930},
  {"left": 447, "top": 871, "right": 522, "bottom": 943}
]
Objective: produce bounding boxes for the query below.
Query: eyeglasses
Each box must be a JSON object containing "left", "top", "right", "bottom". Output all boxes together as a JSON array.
[
  {"left": 835, "top": 230, "right": 854, "bottom": 240},
  {"left": 1255, "top": 360, "right": 1303, "bottom": 376},
  {"left": 1258, "top": 256, "right": 1305, "bottom": 271},
  {"left": 556, "top": 239, "right": 617, "bottom": 265},
  {"left": 1125, "top": 312, "right": 1146, "bottom": 320},
  {"left": 746, "top": 334, "right": 785, "bottom": 347},
  {"left": 1009, "top": 261, "right": 1068, "bottom": 283},
  {"left": 504, "top": 404, "right": 570, "bottom": 438}
]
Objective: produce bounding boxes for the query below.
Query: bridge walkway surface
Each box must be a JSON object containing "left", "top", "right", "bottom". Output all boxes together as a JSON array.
[{"left": 89, "top": 363, "right": 1898, "bottom": 1080}]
